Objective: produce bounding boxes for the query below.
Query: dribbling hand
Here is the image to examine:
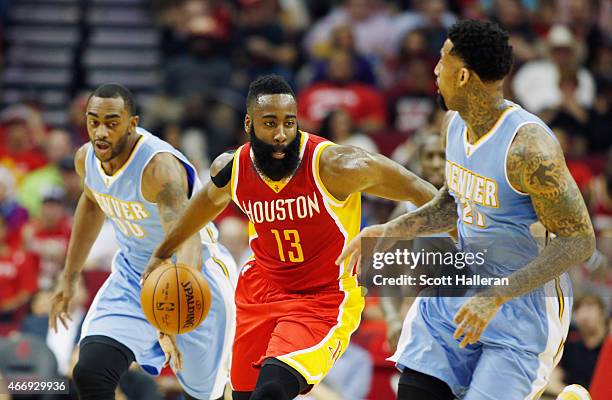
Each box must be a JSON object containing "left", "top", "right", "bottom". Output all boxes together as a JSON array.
[
  {"left": 141, "top": 255, "right": 170, "bottom": 286},
  {"left": 49, "top": 279, "right": 75, "bottom": 333},
  {"left": 158, "top": 332, "right": 183, "bottom": 372}
]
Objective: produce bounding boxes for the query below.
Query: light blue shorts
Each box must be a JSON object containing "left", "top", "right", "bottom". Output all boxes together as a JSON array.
[
  {"left": 389, "top": 275, "right": 572, "bottom": 400},
  {"left": 80, "top": 243, "right": 237, "bottom": 400}
]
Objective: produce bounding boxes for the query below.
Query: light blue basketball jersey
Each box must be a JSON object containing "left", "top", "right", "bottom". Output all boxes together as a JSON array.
[
  {"left": 391, "top": 102, "right": 573, "bottom": 399},
  {"left": 445, "top": 101, "right": 553, "bottom": 277},
  {"left": 81, "top": 127, "right": 236, "bottom": 399},
  {"left": 84, "top": 127, "right": 218, "bottom": 275}
]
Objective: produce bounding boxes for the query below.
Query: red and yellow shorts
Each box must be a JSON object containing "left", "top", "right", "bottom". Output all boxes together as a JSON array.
[{"left": 230, "top": 261, "right": 364, "bottom": 392}]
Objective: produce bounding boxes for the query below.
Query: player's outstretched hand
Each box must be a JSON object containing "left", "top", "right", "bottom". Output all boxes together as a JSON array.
[
  {"left": 158, "top": 332, "right": 183, "bottom": 372},
  {"left": 453, "top": 296, "right": 504, "bottom": 348},
  {"left": 49, "top": 278, "right": 75, "bottom": 333},
  {"left": 335, "top": 223, "right": 398, "bottom": 274},
  {"left": 141, "top": 255, "right": 170, "bottom": 286}
]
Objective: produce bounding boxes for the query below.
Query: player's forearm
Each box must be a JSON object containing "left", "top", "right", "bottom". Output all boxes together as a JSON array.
[
  {"left": 488, "top": 235, "right": 595, "bottom": 302},
  {"left": 63, "top": 193, "right": 105, "bottom": 283},
  {"left": 155, "top": 187, "right": 228, "bottom": 259},
  {"left": 175, "top": 234, "right": 202, "bottom": 271},
  {"left": 387, "top": 186, "right": 457, "bottom": 238}
]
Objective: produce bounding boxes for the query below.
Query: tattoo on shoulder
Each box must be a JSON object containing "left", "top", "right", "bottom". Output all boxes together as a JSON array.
[
  {"left": 151, "top": 158, "right": 188, "bottom": 223},
  {"left": 506, "top": 124, "right": 592, "bottom": 237}
]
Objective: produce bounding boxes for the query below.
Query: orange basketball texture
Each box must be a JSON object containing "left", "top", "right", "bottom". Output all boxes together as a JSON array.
[{"left": 140, "top": 262, "right": 211, "bottom": 334}]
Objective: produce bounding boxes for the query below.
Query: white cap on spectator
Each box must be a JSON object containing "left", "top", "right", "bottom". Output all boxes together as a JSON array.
[{"left": 547, "top": 25, "right": 575, "bottom": 48}]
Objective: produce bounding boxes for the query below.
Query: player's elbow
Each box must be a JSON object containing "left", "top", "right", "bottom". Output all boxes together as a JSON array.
[{"left": 581, "top": 234, "right": 597, "bottom": 262}]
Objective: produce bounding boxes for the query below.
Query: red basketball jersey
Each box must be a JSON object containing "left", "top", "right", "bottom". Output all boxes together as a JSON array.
[{"left": 230, "top": 132, "right": 361, "bottom": 292}]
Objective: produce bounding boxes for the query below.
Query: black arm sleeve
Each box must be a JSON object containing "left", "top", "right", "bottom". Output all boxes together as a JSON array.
[{"left": 210, "top": 151, "right": 235, "bottom": 188}]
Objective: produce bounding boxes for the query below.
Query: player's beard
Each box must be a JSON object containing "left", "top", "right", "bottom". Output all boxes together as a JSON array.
[
  {"left": 437, "top": 93, "right": 449, "bottom": 111},
  {"left": 249, "top": 126, "right": 302, "bottom": 181},
  {"left": 92, "top": 129, "right": 131, "bottom": 162}
]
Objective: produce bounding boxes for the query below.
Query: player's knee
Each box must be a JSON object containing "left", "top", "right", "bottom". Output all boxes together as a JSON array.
[
  {"left": 73, "top": 358, "right": 118, "bottom": 395},
  {"left": 250, "top": 381, "right": 288, "bottom": 400}
]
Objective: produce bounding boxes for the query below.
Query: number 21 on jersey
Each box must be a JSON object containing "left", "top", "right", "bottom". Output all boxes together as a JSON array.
[{"left": 271, "top": 229, "right": 304, "bottom": 262}]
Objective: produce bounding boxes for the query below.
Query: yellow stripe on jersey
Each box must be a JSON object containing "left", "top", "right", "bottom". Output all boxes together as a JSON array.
[
  {"left": 555, "top": 277, "right": 564, "bottom": 322},
  {"left": 313, "top": 141, "right": 361, "bottom": 282},
  {"left": 230, "top": 145, "right": 244, "bottom": 203}
]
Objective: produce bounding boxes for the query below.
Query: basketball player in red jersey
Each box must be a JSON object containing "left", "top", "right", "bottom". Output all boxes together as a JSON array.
[{"left": 144, "top": 75, "right": 439, "bottom": 400}]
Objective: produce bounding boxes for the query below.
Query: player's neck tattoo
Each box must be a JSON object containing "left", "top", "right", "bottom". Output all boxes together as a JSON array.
[{"left": 456, "top": 82, "right": 507, "bottom": 144}]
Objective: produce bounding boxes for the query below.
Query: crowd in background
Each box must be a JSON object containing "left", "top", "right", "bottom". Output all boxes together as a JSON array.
[{"left": 0, "top": 0, "right": 611, "bottom": 399}]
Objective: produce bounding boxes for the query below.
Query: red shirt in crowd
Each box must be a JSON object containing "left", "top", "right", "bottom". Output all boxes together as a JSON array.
[
  {"left": 297, "top": 82, "right": 387, "bottom": 131},
  {"left": 0, "top": 248, "right": 38, "bottom": 307}
]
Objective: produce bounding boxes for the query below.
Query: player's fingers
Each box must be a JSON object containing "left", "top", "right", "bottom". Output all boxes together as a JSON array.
[
  {"left": 175, "top": 350, "right": 183, "bottom": 372},
  {"left": 469, "top": 326, "right": 484, "bottom": 344},
  {"left": 454, "top": 304, "right": 469, "bottom": 324},
  {"left": 454, "top": 306, "right": 468, "bottom": 324},
  {"left": 336, "top": 239, "right": 359, "bottom": 266},
  {"left": 59, "top": 313, "right": 71, "bottom": 330},
  {"left": 163, "top": 352, "right": 170, "bottom": 369},
  {"left": 49, "top": 312, "right": 57, "bottom": 333},
  {"left": 453, "top": 319, "right": 469, "bottom": 340}
]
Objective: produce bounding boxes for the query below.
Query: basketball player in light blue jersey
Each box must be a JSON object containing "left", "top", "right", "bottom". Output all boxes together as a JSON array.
[
  {"left": 338, "top": 20, "right": 595, "bottom": 400},
  {"left": 49, "top": 84, "right": 237, "bottom": 400}
]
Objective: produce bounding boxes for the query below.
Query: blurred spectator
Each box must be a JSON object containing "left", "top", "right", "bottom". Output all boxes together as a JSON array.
[
  {"left": 551, "top": 295, "right": 609, "bottom": 393},
  {"left": 297, "top": 50, "right": 387, "bottom": 133},
  {"left": 490, "top": 0, "right": 538, "bottom": 64},
  {"left": 67, "top": 93, "right": 89, "bottom": 145},
  {"left": 59, "top": 156, "right": 81, "bottom": 214},
  {"left": 558, "top": 0, "right": 608, "bottom": 68},
  {"left": 0, "top": 215, "right": 38, "bottom": 335},
  {"left": 218, "top": 216, "right": 250, "bottom": 268},
  {"left": 391, "top": 0, "right": 457, "bottom": 56},
  {"left": 304, "top": 0, "right": 395, "bottom": 60},
  {"left": 277, "top": 0, "right": 312, "bottom": 37},
  {"left": 17, "top": 129, "right": 72, "bottom": 216},
  {"left": 0, "top": 105, "right": 47, "bottom": 183},
  {"left": 512, "top": 25, "right": 596, "bottom": 113},
  {"left": 381, "top": 28, "right": 437, "bottom": 89},
  {"left": 590, "top": 150, "right": 612, "bottom": 238},
  {"left": 551, "top": 127, "right": 593, "bottom": 194},
  {"left": 585, "top": 77, "right": 612, "bottom": 154},
  {"left": 233, "top": 0, "right": 297, "bottom": 86},
  {"left": 309, "top": 24, "right": 377, "bottom": 86},
  {"left": 319, "top": 109, "right": 379, "bottom": 153},
  {"left": 392, "top": 108, "right": 446, "bottom": 170},
  {"left": 21, "top": 187, "right": 71, "bottom": 291},
  {"left": 0, "top": 166, "right": 28, "bottom": 248},
  {"left": 385, "top": 58, "right": 436, "bottom": 135},
  {"left": 544, "top": 69, "right": 589, "bottom": 133},
  {"left": 160, "top": 0, "right": 234, "bottom": 97}
]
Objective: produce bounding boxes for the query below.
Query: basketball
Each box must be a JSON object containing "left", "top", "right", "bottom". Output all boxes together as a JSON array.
[
  {"left": 140, "top": 262, "right": 211, "bottom": 335},
  {"left": 556, "top": 384, "right": 592, "bottom": 400}
]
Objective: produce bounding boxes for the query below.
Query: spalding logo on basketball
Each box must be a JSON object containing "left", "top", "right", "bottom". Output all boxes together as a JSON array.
[{"left": 141, "top": 262, "right": 211, "bottom": 334}]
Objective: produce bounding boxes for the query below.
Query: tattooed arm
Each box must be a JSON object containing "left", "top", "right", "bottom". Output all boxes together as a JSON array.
[
  {"left": 493, "top": 123, "right": 596, "bottom": 300},
  {"left": 336, "top": 111, "right": 458, "bottom": 265},
  {"left": 453, "top": 123, "right": 595, "bottom": 348},
  {"left": 142, "top": 153, "right": 202, "bottom": 271}
]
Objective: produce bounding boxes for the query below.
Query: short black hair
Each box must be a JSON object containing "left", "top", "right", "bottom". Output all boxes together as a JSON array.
[
  {"left": 448, "top": 20, "right": 513, "bottom": 82},
  {"left": 246, "top": 75, "right": 295, "bottom": 111},
  {"left": 88, "top": 83, "right": 136, "bottom": 115}
]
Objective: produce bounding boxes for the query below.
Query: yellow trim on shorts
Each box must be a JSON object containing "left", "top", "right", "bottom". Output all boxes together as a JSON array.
[
  {"left": 276, "top": 283, "right": 364, "bottom": 385},
  {"left": 211, "top": 256, "right": 230, "bottom": 279}
]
